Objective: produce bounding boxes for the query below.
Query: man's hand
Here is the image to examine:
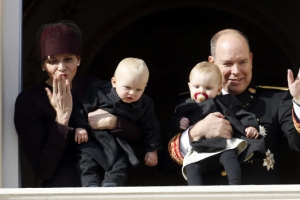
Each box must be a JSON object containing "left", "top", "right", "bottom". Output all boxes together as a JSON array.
[
  {"left": 88, "top": 109, "right": 118, "bottom": 130},
  {"left": 75, "top": 128, "right": 88, "bottom": 144},
  {"left": 144, "top": 151, "right": 158, "bottom": 167},
  {"left": 189, "top": 112, "right": 233, "bottom": 142},
  {"left": 288, "top": 69, "right": 300, "bottom": 104}
]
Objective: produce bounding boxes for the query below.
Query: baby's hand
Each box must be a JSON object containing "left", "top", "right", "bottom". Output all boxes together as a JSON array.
[
  {"left": 75, "top": 128, "right": 89, "bottom": 144},
  {"left": 144, "top": 151, "right": 158, "bottom": 167},
  {"left": 180, "top": 117, "right": 190, "bottom": 130},
  {"left": 245, "top": 126, "right": 259, "bottom": 139}
]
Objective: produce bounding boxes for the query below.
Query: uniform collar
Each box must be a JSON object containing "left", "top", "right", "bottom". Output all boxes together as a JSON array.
[{"left": 222, "top": 82, "right": 257, "bottom": 107}]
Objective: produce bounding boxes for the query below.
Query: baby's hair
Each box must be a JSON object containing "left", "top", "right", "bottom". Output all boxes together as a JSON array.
[
  {"left": 190, "top": 61, "right": 222, "bottom": 86},
  {"left": 115, "top": 57, "right": 149, "bottom": 77}
]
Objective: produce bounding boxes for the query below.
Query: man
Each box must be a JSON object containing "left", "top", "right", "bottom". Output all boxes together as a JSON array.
[{"left": 166, "top": 29, "right": 300, "bottom": 184}]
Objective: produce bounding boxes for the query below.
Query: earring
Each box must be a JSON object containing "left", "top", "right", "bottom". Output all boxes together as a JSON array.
[
  {"left": 42, "top": 68, "right": 45, "bottom": 71},
  {"left": 77, "top": 63, "right": 80, "bottom": 66}
]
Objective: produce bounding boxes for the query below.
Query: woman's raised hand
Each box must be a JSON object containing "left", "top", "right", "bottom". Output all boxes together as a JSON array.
[{"left": 45, "top": 76, "right": 73, "bottom": 125}]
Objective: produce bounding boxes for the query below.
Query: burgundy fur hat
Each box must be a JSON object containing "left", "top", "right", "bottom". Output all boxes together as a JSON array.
[{"left": 36, "top": 20, "right": 82, "bottom": 64}]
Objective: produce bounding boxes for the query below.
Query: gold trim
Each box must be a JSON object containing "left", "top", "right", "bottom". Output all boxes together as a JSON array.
[
  {"left": 248, "top": 88, "right": 256, "bottom": 93},
  {"left": 257, "top": 85, "right": 288, "bottom": 91},
  {"left": 179, "top": 91, "right": 190, "bottom": 96},
  {"left": 292, "top": 108, "right": 300, "bottom": 133},
  {"left": 168, "top": 133, "right": 184, "bottom": 165}
]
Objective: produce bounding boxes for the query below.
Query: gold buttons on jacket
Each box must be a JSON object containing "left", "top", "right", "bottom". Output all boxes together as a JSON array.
[
  {"left": 221, "top": 170, "right": 227, "bottom": 176},
  {"left": 248, "top": 88, "right": 256, "bottom": 93}
]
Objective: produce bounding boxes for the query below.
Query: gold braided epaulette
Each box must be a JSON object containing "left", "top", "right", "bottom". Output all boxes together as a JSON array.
[{"left": 257, "top": 85, "right": 288, "bottom": 91}]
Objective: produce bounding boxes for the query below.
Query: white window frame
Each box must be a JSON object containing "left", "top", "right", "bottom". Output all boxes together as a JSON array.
[
  {"left": 1, "top": 0, "right": 22, "bottom": 188},
  {"left": 1, "top": 0, "right": 300, "bottom": 199}
]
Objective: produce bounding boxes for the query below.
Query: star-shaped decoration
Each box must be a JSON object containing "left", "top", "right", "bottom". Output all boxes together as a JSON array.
[
  {"left": 263, "top": 149, "right": 275, "bottom": 171},
  {"left": 259, "top": 125, "right": 267, "bottom": 137}
]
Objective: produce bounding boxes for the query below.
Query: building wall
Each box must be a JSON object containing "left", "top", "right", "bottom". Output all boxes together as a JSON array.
[
  {"left": 1, "top": 0, "right": 22, "bottom": 188},
  {"left": 0, "top": 0, "right": 3, "bottom": 188}
]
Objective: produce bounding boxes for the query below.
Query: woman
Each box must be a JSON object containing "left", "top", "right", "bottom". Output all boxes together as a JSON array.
[{"left": 14, "top": 20, "right": 141, "bottom": 187}]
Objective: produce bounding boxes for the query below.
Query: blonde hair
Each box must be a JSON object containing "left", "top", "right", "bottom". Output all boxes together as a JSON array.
[
  {"left": 189, "top": 61, "right": 222, "bottom": 86},
  {"left": 115, "top": 57, "right": 149, "bottom": 77}
]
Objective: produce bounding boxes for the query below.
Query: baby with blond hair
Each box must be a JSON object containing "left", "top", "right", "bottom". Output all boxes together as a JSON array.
[
  {"left": 169, "top": 61, "right": 266, "bottom": 185},
  {"left": 72, "top": 57, "right": 162, "bottom": 187}
]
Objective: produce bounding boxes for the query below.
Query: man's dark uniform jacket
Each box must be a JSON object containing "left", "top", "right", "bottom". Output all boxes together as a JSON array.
[
  {"left": 72, "top": 80, "right": 162, "bottom": 179},
  {"left": 164, "top": 82, "right": 300, "bottom": 185},
  {"left": 169, "top": 94, "right": 266, "bottom": 163}
]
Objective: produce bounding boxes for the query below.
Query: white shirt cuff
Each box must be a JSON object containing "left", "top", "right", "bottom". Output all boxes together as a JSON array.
[
  {"left": 180, "top": 127, "right": 192, "bottom": 157},
  {"left": 293, "top": 100, "right": 300, "bottom": 121}
]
